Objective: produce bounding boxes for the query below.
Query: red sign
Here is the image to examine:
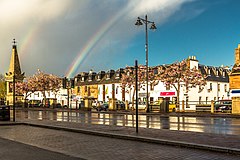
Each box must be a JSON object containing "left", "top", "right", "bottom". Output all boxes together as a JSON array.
[{"left": 160, "top": 91, "right": 176, "bottom": 97}]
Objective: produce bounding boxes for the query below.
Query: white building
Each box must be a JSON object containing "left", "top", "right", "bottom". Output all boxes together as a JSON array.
[{"left": 27, "top": 57, "right": 230, "bottom": 111}]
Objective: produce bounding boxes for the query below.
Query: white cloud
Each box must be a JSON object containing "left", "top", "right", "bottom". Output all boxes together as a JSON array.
[{"left": 0, "top": 0, "right": 198, "bottom": 77}]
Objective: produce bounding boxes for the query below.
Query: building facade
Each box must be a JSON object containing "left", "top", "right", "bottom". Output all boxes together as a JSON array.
[{"left": 73, "top": 56, "right": 230, "bottom": 111}]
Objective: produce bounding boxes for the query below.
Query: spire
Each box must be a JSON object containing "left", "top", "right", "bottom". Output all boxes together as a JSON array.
[
  {"left": 5, "top": 39, "right": 24, "bottom": 81},
  {"left": 8, "top": 39, "right": 22, "bottom": 75}
]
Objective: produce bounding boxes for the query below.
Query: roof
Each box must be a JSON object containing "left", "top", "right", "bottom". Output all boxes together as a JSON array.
[
  {"left": 74, "top": 64, "right": 230, "bottom": 86},
  {"left": 199, "top": 65, "right": 230, "bottom": 82}
]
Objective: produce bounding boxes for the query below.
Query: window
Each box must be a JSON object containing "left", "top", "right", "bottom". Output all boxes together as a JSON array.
[
  {"left": 224, "top": 84, "right": 227, "bottom": 92},
  {"left": 218, "top": 83, "right": 220, "bottom": 92},
  {"left": 106, "top": 74, "right": 110, "bottom": 80},
  {"left": 223, "top": 71, "right": 225, "bottom": 77},
  {"left": 85, "top": 86, "right": 87, "bottom": 92},
  {"left": 198, "top": 85, "right": 202, "bottom": 92},
  {"left": 150, "top": 84, "right": 154, "bottom": 91},
  {"left": 115, "top": 72, "right": 120, "bottom": 79},
  {"left": 166, "top": 84, "right": 170, "bottom": 90},
  {"left": 210, "top": 83, "right": 212, "bottom": 91},
  {"left": 88, "top": 76, "right": 92, "bottom": 81},
  {"left": 206, "top": 97, "right": 208, "bottom": 103},
  {"left": 199, "top": 96, "right": 202, "bottom": 104},
  {"left": 186, "top": 96, "right": 190, "bottom": 108},
  {"left": 9, "top": 82, "right": 13, "bottom": 93},
  {"left": 97, "top": 75, "right": 101, "bottom": 80}
]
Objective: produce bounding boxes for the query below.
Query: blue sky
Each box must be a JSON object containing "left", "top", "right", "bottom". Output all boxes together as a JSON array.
[
  {"left": 130, "top": 0, "right": 239, "bottom": 68},
  {"left": 0, "top": 0, "right": 239, "bottom": 77}
]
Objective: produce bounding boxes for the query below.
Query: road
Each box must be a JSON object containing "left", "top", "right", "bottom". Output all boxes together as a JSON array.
[
  {"left": 15, "top": 110, "right": 240, "bottom": 135},
  {"left": 0, "top": 125, "right": 239, "bottom": 160}
]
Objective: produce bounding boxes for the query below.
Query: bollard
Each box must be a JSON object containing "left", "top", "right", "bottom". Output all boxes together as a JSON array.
[
  {"left": 211, "top": 100, "right": 214, "bottom": 113},
  {"left": 181, "top": 100, "right": 185, "bottom": 112}
]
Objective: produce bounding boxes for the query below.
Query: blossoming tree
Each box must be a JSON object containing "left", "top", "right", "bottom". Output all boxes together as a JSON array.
[
  {"left": 121, "top": 65, "right": 158, "bottom": 107},
  {"left": 16, "top": 70, "right": 62, "bottom": 107},
  {"left": 157, "top": 60, "right": 206, "bottom": 110}
]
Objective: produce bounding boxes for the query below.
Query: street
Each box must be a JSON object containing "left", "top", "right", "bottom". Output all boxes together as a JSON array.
[{"left": 15, "top": 110, "right": 240, "bottom": 135}]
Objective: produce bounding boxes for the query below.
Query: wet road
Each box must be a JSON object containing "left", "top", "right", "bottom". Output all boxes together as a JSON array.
[{"left": 15, "top": 110, "right": 240, "bottom": 135}]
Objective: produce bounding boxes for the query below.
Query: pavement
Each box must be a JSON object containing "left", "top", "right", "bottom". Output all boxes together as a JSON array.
[
  {"left": 0, "top": 121, "right": 240, "bottom": 160},
  {"left": 0, "top": 117, "right": 240, "bottom": 154},
  {"left": 0, "top": 137, "right": 83, "bottom": 160},
  {"left": 19, "top": 119, "right": 240, "bottom": 153}
]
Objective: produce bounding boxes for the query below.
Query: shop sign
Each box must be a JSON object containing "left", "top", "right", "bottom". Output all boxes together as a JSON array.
[
  {"left": 230, "top": 89, "right": 240, "bottom": 97},
  {"left": 160, "top": 91, "right": 176, "bottom": 97}
]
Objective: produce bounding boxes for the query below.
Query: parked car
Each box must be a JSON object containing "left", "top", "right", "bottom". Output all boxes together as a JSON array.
[
  {"left": 215, "top": 100, "right": 232, "bottom": 112},
  {"left": 131, "top": 102, "right": 146, "bottom": 110},
  {"left": 96, "top": 102, "right": 109, "bottom": 111},
  {"left": 116, "top": 101, "right": 125, "bottom": 110}
]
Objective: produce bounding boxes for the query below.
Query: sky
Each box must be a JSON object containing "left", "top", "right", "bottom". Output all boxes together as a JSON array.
[{"left": 0, "top": 0, "right": 240, "bottom": 78}]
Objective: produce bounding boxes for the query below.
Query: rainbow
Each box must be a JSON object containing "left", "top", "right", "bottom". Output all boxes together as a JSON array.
[
  {"left": 65, "top": 5, "right": 133, "bottom": 78},
  {"left": 19, "top": 26, "right": 41, "bottom": 60}
]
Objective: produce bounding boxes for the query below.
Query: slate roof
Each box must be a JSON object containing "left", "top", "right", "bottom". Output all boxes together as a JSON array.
[
  {"left": 74, "top": 64, "right": 230, "bottom": 86},
  {"left": 198, "top": 65, "right": 230, "bottom": 82},
  {"left": 75, "top": 68, "right": 124, "bottom": 86}
]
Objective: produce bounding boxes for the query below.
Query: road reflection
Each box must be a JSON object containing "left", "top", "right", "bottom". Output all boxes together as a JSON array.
[{"left": 16, "top": 110, "right": 240, "bottom": 135}]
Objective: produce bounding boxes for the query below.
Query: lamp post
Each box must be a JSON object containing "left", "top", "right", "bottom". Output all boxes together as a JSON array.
[
  {"left": 12, "top": 39, "right": 16, "bottom": 122},
  {"left": 135, "top": 15, "right": 157, "bottom": 112}
]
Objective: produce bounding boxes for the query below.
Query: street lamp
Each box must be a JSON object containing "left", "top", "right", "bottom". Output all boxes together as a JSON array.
[
  {"left": 135, "top": 15, "right": 157, "bottom": 113},
  {"left": 12, "top": 39, "right": 16, "bottom": 122}
]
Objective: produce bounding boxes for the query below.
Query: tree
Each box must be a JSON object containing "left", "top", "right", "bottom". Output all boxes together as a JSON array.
[
  {"left": 16, "top": 70, "right": 62, "bottom": 107},
  {"left": 157, "top": 60, "right": 206, "bottom": 110},
  {"left": 121, "top": 65, "right": 158, "bottom": 107},
  {"left": 15, "top": 76, "right": 38, "bottom": 106},
  {"left": 31, "top": 70, "right": 62, "bottom": 106},
  {"left": 0, "top": 74, "right": 6, "bottom": 104}
]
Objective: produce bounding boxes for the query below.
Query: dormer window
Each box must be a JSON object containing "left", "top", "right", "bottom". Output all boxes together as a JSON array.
[
  {"left": 216, "top": 70, "right": 219, "bottom": 77},
  {"left": 106, "top": 70, "right": 115, "bottom": 80},
  {"left": 208, "top": 69, "right": 211, "bottom": 75},
  {"left": 223, "top": 71, "right": 225, "bottom": 77},
  {"left": 88, "top": 76, "right": 92, "bottom": 81},
  {"left": 81, "top": 76, "right": 85, "bottom": 82},
  {"left": 115, "top": 72, "right": 121, "bottom": 79},
  {"left": 97, "top": 71, "right": 105, "bottom": 81},
  {"left": 106, "top": 73, "right": 111, "bottom": 80},
  {"left": 97, "top": 74, "right": 101, "bottom": 81}
]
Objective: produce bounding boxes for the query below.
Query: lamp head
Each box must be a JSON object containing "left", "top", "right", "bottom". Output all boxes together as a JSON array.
[
  {"left": 135, "top": 18, "right": 143, "bottom": 26},
  {"left": 150, "top": 23, "right": 157, "bottom": 30}
]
